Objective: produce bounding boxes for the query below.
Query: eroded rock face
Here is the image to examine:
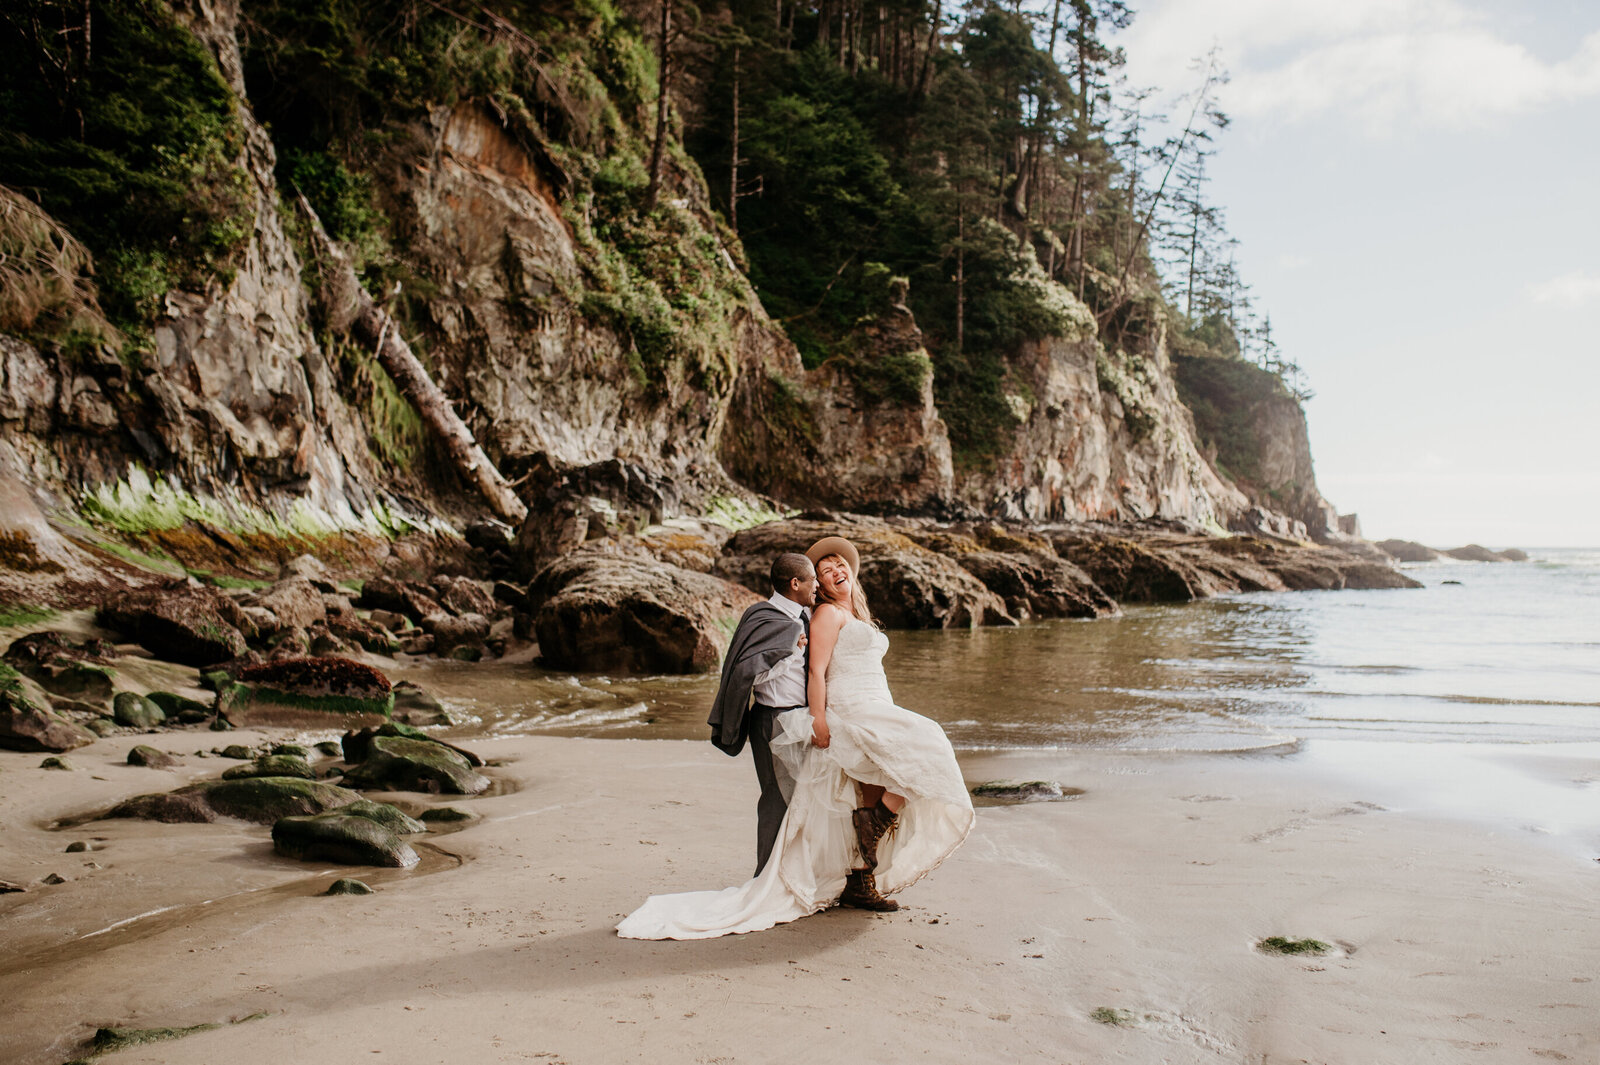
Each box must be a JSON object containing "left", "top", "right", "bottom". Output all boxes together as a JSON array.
[
  {"left": 2, "top": 631, "right": 117, "bottom": 705},
  {"left": 531, "top": 547, "right": 762, "bottom": 672}
]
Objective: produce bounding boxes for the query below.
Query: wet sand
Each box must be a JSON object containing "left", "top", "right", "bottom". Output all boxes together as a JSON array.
[{"left": 2, "top": 731, "right": 1597, "bottom": 1065}]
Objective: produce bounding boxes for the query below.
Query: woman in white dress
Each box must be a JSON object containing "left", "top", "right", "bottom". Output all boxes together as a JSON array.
[{"left": 616, "top": 536, "right": 974, "bottom": 940}]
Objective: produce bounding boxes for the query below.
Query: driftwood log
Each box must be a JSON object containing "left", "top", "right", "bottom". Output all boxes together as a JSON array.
[{"left": 297, "top": 195, "right": 528, "bottom": 525}]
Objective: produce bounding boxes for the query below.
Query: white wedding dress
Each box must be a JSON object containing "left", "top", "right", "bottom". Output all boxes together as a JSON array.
[{"left": 616, "top": 618, "right": 975, "bottom": 940}]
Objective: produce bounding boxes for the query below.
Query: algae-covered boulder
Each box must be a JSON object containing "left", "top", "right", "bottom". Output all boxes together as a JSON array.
[
  {"left": 341, "top": 736, "right": 490, "bottom": 795},
  {"left": 341, "top": 798, "right": 427, "bottom": 834},
  {"left": 110, "top": 776, "right": 361, "bottom": 824},
  {"left": 219, "top": 656, "right": 394, "bottom": 726},
  {"left": 221, "top": 754, "right": 316, "bottom": 780},
  {"left": 0, "top": 666, "right": 96, "bottom": 752},
  {"left": 272, "top": 813, "right": 420, "bottom": 868},
  {"left": 341, "top": 722, "right": 485, "bottom": 767},
  {"left": 322, "top": 877, "right": 374, "bottom": 895},
  {"left": 98, "top": 584, "right": 250, "bottom": 665},
  {"left": 112, "top": 691, "right": 166, "bottom": 729}
]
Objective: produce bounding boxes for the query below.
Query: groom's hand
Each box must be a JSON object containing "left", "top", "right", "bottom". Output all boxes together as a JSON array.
[{"left": 811, "top": 713, "right": 830, "bottom": 748}]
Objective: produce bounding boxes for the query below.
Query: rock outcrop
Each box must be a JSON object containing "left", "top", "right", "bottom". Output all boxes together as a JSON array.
[{"left": 530, "top": 545, "right": 762, "bottom": 673}]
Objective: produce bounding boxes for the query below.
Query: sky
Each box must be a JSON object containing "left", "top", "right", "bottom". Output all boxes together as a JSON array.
[{"left": 1109, "top": 0, "right": 1600, "bottom": 547}]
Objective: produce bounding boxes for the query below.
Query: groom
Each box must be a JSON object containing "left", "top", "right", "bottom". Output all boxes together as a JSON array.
[{"left": 708, "top": 553, "right": 818, "bottom": 876}]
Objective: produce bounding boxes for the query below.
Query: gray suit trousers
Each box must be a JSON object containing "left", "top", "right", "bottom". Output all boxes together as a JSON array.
[{"left": 748, "top": 704, "right": 798, "bottom": 877}]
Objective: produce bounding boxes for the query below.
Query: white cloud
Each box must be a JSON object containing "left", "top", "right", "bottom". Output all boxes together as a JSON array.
[
  {"left": 1526, "top": 272, "right": 1600, "bottom": 307},
  {"left": 1117, "top": 0, "right": 1600, "bottom": 133}
]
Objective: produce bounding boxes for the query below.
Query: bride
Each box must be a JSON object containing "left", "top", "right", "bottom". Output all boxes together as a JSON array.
[{"left": 616, "top": 536, "right": 974, "bottom": 940}]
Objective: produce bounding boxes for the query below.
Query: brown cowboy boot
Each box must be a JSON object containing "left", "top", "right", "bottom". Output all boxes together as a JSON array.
[
  {"left": 852, "top": 800, "right": 898, "bottom": 869},
  {"left": 839, "top": 869, "right": 899, "bottom": 912}
]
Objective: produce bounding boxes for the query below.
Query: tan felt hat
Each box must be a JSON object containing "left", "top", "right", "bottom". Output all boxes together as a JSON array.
[{"left": 806, "top": 535, "right": 860, "bottom": 576}]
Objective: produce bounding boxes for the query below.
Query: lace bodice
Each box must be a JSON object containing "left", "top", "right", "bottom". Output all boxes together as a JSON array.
[{"left": 825, "top": 618, "right": 892, "bottom": 705}]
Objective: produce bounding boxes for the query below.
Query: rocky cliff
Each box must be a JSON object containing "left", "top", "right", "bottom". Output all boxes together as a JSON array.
[{"left": 0, "top": 0, "right": 1346, "bottom": 600}]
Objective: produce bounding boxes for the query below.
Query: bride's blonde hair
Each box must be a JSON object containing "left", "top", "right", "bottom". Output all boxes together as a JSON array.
[{"left": 816, "top": 553, "right": 876, "bottom": 628}]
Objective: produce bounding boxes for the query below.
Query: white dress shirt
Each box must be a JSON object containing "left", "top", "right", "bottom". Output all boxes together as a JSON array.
[{"left": 752, "top": 592, "right": 809, "bottom": 708}]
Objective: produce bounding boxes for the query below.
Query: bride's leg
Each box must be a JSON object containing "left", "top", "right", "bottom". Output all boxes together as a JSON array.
[{"left": 857, "top": 782, "right": 905, "bottom": 815}]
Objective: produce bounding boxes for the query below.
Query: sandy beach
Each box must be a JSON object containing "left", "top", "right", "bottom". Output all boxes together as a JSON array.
[{"left": 2, "top": 728, "right": 1596, "bottom": 1065}]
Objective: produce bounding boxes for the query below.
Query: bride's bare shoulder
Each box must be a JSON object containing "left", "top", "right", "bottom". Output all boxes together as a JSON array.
[{"left": 812, "top": 602, "right": 851, "bottom": 630}]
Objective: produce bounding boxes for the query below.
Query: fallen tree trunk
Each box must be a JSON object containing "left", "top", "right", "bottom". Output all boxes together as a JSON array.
[{"left": 297, "top": 195, "right": 528, "bottom": 525}]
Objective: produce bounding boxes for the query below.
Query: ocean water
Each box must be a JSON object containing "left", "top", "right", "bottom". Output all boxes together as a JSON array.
[{"left": 421, "top": 547, "right": 1600, "bottom": 755}]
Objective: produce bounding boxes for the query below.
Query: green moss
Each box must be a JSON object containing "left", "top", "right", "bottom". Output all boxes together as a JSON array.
[
  {"left": 0, "top": 604, "right": 55, "bottom": 628},
  {"left": 840, "top": 348, "right": 932, "bottom": 407},
  {"left": 0, "top": 1, "right": 255, "bottom": 338},
  {"left": 703, "top": 496, "right": 788, "bottom": 532},
  {"left": 1090, "top": 1007, "right": 1138, "bottom": 1027},
  {"left": 1257, "top": 936, "right": 1332, "bottom": 956}
]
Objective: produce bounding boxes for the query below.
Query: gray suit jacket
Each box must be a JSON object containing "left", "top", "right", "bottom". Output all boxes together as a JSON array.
[{"left": 707, "top": 601, "right": 805, "bottom": 756}]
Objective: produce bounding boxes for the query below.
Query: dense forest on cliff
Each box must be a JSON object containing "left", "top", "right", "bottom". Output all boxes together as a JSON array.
[{"left": 0, "top": 0, "right": 1323, "bottom": 538}]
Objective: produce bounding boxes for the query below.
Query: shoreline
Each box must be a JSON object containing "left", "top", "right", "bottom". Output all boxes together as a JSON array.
[{"left": 3, "top": 732, "right": 1596, "bottom": 1065}]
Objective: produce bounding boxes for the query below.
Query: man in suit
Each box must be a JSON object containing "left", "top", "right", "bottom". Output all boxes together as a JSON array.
[{"left": 707, "top": 553, "right": 817, "bottom": 876}]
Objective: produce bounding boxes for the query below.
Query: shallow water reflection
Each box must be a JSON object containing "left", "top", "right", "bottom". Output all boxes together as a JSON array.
[{"left": 397, "top": 549, "right": 1600, "bottom": 752}]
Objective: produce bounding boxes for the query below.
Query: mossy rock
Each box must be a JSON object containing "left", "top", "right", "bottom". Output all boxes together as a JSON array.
[
  {"left": 112, "top": 691, "right": 166, "bottom": 729},
  {"left": 271, "top": 742, "right": 311, "bottom": 758},
  {"left": 85, "top": 717, "right": 120, "bottom": 737},
  {"left": 970, "top": 780, "right": 1083, "bottom": 802},
  {"left": 40, "top": 755, "right": 75, "bottom": 770},
  {"left": 341, "top": 735, "right": 490, "bottom": 795},
  {"left": 218, "top": 744, "right": 255, "bottom": 759},
  {"left": 314, "top": 740, "right": 343, "bottom": 757},
  {"left": 419, "top": 806, "right": 475, "bottom": 823},
  {"left": 272, "top": 812, "right": 420, "bottom": 868},
  {"left": 341, "top": 722, "right": 484, "bottom": 767},
  {"left": 146, "top": 691, "right": 209, "bottom": 716},
  {"left": 221, "top": 754, "right": 317, "bottom": 781},
  {"left": 322, "top": 877, "right": 374, "bottom": 895},
  {"left": 341, "top": 798, "right": 426, "bottom": 834},
  {"left": 110, "top": 776, "right": 360, "bottom": 825}
]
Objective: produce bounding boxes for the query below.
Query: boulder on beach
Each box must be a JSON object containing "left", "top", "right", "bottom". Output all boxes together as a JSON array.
[
  {"left": 356, "top": 576, "right": 445, "bottom": 624},
  {"left": 718, "top": 519, "right": 1013, "bottom": 629},
  {"left": 530, "top": 547, "right": 762, "bottom": 673},
  {"left": 341, "top": 722, "right": 484, "bottom": 768},
  {"left": 971, "top": 780, "right": 1084, "bottom": 802},
  {"left": 146, "top": 691, "right": 210, "bottom": 718},
  {"left": 272, "top": 812, "right": 420, "bottom": 868},
  {"left": 219, "top": 656, "right": 394, "bottom": 726},
  {"left": 322, "top": 877, "right": 374, "bottom": 895},
  {"left": 421, "top": 612, "right": 490, "bottom": 659},
  {"left": 0, "top": 666, "right": 96, "bottom": 752},
  {"left": 1375, "top": 539, "right": 1439, "bottom": 563},
  {"left": 340, "top": 735, "right": 491, "bottom": 795},
  {"left": 221, "top": 754, "right": 317, "bottom": 780},
  {"left": 112, "top": 691, "right": 166, "bottom": 729},
  {"left": 98, "top": 583, "right": 252, "bottom": 665},
  {"left": 109, "top": 776, "right": 362, "bottom": 824},
  {"left": 248, "top": 577, "right": 327, "bottom": 632},
  {"left": 391, "top": 681, "right": 452, "bottom": 726},
  {"left": 1, "top": 630, "right": 116, "bottom": 705},
  {"left": 127, "top": 745, "right": 179, "bottom": 769}
]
